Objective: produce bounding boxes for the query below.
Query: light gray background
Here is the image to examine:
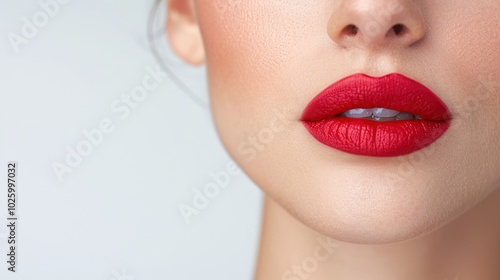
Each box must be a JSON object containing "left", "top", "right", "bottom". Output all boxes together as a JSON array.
[{"left": 0, "top": 0, "right": 263, "bottom": 279}]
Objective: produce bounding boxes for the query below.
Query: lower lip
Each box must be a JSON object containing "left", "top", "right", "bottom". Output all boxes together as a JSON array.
[{"left": 303, "top": 118, "right": 451, "bottom": 157}]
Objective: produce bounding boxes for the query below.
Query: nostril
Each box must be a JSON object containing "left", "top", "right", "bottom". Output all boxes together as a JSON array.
[
  {"left": 327, "top": 1, "right": 427, "bottom": 48},
  {"left": 341, "top": 24, "right": 359, "bottom": 36},
  {"left": 392, "top": 24, "right": 406, "bottom": 36}
]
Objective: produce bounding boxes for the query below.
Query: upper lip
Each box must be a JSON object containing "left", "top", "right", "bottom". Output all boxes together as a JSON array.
[{"left": 301, "top": 73, "right": 452, "bottom": 122}]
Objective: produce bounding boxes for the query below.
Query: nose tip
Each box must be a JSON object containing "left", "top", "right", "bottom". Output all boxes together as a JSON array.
[{"left": 328, "top": 0, "right": 427, "bottom": 48}]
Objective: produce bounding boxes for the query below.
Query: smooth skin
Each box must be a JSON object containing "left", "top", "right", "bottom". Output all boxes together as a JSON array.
[{"left": 167, "top": 0, "right": 500, "bottom": 279}]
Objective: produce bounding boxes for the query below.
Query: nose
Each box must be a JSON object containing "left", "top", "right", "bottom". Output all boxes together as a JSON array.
[{"left": 328, "top": 0, "right": 427, "bottom": 49}]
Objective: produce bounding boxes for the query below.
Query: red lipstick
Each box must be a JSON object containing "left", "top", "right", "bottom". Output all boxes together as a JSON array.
[{"left": 301, "top": 73, "right": 452, "bottom": 157}]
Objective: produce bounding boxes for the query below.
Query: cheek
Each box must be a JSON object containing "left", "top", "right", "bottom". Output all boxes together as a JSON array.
[
  {"left": 428, "top": 1, "right": 500, "bottom": 107},
  {"left": 194, "top": 2, "right": 298, "bottom": 151},
  {"left": 195, "top": 1, "right": 335, "bottom": 151},
  {"left": 431, "top": 3, "right": 500, "bottom": 187}
]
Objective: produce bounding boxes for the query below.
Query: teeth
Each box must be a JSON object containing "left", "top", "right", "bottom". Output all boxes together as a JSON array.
[
  {"left": 343, "top": 108, "right": 373, "bottom": 118},
  {"left": 340, "top": 108, "right": 423, "bottom": 121},
  {"left": 373, "top": 116, "right": 396, "bottom": 122},
  {"left": 373, "top": 108, "right": 400, "bottom": 118},
  {"left": 395, "top": 112, "right": 414, "bottom": 120}
]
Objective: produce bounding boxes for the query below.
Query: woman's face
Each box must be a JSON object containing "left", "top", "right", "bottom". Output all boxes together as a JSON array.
[{"left": 168, "top": 0, "right": 500, "bottom": 243}]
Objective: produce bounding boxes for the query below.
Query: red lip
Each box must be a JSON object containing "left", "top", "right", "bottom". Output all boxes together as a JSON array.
[{"left": 301, "top": 73, "right": 452, "bottom": 157}]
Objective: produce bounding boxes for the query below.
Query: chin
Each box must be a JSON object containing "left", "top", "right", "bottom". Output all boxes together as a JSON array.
[
  {"left": 284, "top": 196, "right": 455, "bottom": 245},
  {"left": 251, "top": 162, "right": 481, "bottom": 245},
  {"left": 299, "top": 198, "right": 448, "bottom": 245}
]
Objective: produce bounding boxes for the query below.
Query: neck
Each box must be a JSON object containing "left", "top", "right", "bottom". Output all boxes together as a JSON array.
[{"left": 254, "top": 190, "right": 500, "bottom": 280}]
